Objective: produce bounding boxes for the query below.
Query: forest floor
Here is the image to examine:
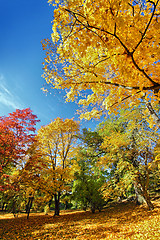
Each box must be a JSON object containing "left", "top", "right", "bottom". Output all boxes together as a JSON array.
[{"left": 0, "top": 199, "right": 160, "bottom": 240}]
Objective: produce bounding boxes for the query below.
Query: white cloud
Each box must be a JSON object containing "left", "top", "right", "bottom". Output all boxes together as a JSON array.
[{"left": 0, "top": 74, "right": 22, "bottom": 110}]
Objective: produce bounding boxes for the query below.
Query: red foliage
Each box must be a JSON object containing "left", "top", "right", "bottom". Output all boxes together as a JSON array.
[{"left": 0, "top": 108, "right": 40, "bottom": 189}]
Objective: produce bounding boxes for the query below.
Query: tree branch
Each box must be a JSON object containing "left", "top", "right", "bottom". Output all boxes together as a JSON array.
[
  {"left": 142, "top": 97, "right": 160, "bottom": 125},
  {"left": 63, "top": 78, "right": 160, "bottom": 92},
  {"left": 64, "top": 7, "right": 160, "bottom": 88},
  {"left": 133, "top": 0, "right": 159, "bottom": 52}
]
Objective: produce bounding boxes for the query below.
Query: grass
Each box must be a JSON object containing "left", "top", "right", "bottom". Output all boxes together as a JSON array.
[{"left": 0, "top": 199, "right": 160, "bottom": 239}]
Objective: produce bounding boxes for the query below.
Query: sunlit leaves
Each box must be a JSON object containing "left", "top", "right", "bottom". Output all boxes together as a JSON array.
[
  {"left": 42, "top": 0, "right": 160, "bottom": 122},
  {"left": 36, "top": 118, "right": 79, "bottom": 215},
  {"left": 98, "top": 107, "right": 159, "bottom": 208},
  {"left": 0, "top": 199, "right": 160, "bottom": 239}
]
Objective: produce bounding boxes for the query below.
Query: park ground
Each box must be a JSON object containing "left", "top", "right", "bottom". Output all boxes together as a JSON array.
[{"left": 0, "top": 199, "right": 160, "bottom": 240}]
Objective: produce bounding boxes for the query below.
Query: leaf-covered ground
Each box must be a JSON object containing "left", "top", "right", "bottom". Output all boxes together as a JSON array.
[{"left": 0, "top": 199, "right": 160, "bottom": 240}]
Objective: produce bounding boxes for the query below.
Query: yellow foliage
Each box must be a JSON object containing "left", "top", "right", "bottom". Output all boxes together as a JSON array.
[
  {"left": 42, "top": 0, "right": 160, "bottom": 122},
  {"left": 37, "top": 118, "right": 79, "bottom": 195}
]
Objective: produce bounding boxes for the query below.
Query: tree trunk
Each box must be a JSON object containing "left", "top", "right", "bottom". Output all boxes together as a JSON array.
[
  {"left": 142, "top": 189, "right": 154, "bottom": 210},
  {"left": 91, "top": 205, "right": 95, "bottom": 213},
  {"left": 134, "top": 183, "right": 145, "bottom": 205},
  {"left": 54, "top": 192, "right": 61, "bottom": 216},
  {"left": 26, "top": 197, "right": 34, "bottom": 219},
  {"left": 2, "top": 202, "right": 5, "bottom": 211},
  {"left": 12, "top": 200, "right": 18, "bottom": 218},
  {"left": 134, "top": 182, "right": 154, "bottom": 210},
  {"left": 143, "top": 99, "right": 160, "bottom": 126},
  {"left": 48, "top": 196, "right": 53, "bottom": 210},
  {"left": 65, "top": 200, "right": 69, "bottom": 210}
]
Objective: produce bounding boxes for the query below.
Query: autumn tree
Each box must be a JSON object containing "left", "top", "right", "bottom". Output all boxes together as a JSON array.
[
  {"left": 37, "top": 117, "right": 79, "bottom": 216},
  {"left": 15, "top": 141, "right": 45, "bottom": 219},
  {"left": 0, "top": 125, "right": 16, "bottom": 191},
  {"left": 98, "top": 106, "right": 159, "bottom": 210},
  {"left": 42, "top": 0, "right": 160, "bottom": 123},
  {"left": 0, "top": 108, "right": 40, "bottom": 191}
]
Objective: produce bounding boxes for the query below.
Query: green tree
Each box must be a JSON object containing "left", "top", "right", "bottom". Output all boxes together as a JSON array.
[
  {"left": 72, "top": 128, "right": 106, "bottom": 212},
  {"left": 73, "top": 149, "right": 106, "bottom": 213}
]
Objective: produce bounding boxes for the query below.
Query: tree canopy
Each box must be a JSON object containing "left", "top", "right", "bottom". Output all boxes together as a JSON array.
[{"left": 42, "top": 0, "right": 160, "bottom": 123}]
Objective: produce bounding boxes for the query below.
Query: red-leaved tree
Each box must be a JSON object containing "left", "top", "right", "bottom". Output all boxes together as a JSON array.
[{"left": 0, "top": 108, "right": 40, "bottom": 190}]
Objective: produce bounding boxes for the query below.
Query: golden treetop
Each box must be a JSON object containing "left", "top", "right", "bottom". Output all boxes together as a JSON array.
[
  {"left": 43, "top": 0, "right": 160, "bottom": 120},
  {"left": 37, "top": 117, "right": 79, "bottom": 163}
]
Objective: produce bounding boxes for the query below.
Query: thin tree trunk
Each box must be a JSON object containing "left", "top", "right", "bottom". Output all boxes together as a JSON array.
[
  {"left": 91, "top": 204, "right": 95, "bottom": 213},
  {"left": 140, "top": 150, "right": 154, "bottom": 210},
  {"left": 48, "top": 196, "right": 53, "bottom": 210},
  {"left": 26, "top": 197, "right": 34, "bottom": 219},
  {"left": 54, "top": 192, "right": 61, "bottom": 216},
  {"left": 2, "top": 202, "right": 5, "bottom": 211},
  {"left": 12, "top": 199, "right": 17, "bottom": 218},
  {"left": 65, "top": 200, "right": 69, "bottom": 210}
]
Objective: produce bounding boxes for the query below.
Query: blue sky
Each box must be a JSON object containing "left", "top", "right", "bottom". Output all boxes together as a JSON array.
[{"left": 0, "top": 0, "right": 101, "bottom": 130}]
